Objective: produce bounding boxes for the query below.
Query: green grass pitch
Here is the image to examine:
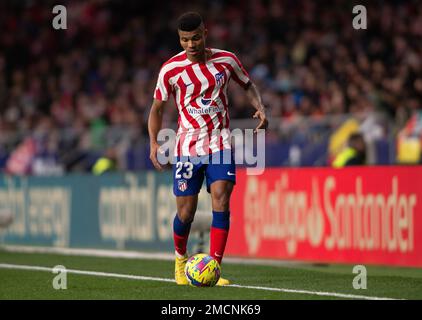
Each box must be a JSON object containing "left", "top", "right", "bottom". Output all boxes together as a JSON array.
[{"left": 1, "top": 249, "right": 422, "bottom": 300}]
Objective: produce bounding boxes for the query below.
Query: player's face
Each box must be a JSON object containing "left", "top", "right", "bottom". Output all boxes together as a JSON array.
[{"left": 178, "top": 26, "right": 207, "bottom": 60}]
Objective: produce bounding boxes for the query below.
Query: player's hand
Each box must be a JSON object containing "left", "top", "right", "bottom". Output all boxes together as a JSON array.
[
  {"left": 253, "top": 108, "right": 268, "bottom": 133},
  {"left": 149, "top": 142, "right": 164, "bottom": 171}
]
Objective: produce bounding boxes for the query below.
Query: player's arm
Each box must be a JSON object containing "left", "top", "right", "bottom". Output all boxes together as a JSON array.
[
  {"left": 245, "top": 81, "right": 268, "bottom": 133},
  {"left": 229, "top": 53, "right": 269, "bottom": 132},
  {"left": 148, "top": 98, "right": 167, "bottom": 171}
]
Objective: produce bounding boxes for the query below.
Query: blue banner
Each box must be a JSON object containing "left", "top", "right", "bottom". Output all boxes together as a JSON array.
[{"left": 0, "top": 173, "right": 212, "bottom": 252}]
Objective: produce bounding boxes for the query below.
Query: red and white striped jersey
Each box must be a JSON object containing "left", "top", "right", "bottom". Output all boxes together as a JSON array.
[{"left": 154, "top": 48, "right": 250, "bottom": 157}]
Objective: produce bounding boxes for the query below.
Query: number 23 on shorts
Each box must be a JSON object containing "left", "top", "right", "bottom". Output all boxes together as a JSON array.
[{"left": 175, "top": 161, "right": 194, "bottom": 179}]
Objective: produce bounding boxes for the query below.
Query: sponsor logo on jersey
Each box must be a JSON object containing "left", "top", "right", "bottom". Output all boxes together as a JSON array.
[
  {"left": 186, "top": 105, "right": 224, "bottom": 115},
  {"left": 201, "top": 98, "right": 211, "bottom": 105}
]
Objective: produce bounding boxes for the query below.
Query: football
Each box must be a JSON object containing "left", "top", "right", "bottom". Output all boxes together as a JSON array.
[{"left": 184, "top": 253, "right": 221, "bottom": 287}]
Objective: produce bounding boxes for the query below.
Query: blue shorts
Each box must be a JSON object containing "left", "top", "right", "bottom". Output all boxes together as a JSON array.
[{"left": 173, "top": 149, "right": 236, "bottom": 196}]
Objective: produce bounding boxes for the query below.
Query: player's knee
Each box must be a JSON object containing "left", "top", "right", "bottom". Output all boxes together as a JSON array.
[
  {"left": 212, "top": 191, "right": 231, "bottom": 211},
  {"left": 177, "top": 207, "right": 196, "bottom": 223}
]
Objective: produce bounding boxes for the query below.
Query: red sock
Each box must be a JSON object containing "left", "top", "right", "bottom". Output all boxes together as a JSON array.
[
  {"left": 210, "top": 226, "right": 229, "bottom": 265},
  {"left": 174, "top": 231, "right": 190, "bottom": 256}
]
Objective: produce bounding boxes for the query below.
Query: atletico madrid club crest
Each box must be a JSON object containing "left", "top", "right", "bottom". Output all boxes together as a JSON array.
[
  {"left": 215, "top": 71, "right": 225, "bottom": 86},
  {"left": 178, "top": 179, "right": 188, "bottom": 192}
]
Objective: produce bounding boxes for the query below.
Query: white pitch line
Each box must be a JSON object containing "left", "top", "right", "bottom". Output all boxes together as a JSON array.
[
  {"left": 0, "top": 263, "right": 399, "bottom": 300},
  {"left": 227, "top": 284, "right": 398, "bottom": 300},
  {"left": 0, "top": 263, "right": 174, "bottom": 283}
]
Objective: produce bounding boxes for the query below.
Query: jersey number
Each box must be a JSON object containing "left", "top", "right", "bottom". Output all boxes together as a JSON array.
[{"left": 175, "top": 161, "right": 193, "bottom": 179}]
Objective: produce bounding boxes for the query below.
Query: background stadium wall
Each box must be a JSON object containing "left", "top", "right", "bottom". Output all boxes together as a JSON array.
[{"left": 0, "top": 166, "right": 421, "bottom": 267}]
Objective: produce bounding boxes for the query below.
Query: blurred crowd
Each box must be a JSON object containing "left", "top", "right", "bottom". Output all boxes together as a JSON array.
[{"left": 0, "top": 0, "right": 421, "bottom": 174}]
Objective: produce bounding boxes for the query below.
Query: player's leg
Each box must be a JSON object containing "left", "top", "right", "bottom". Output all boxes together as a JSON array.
[
  {"left": 173, "top": 195, "right": 198, "bottom": 285},
  {"left": 173, "top": 157, "right": 204, "bottom": 285},
  {"left": 209, "top": 180, "right": 233, "bottom": 264},
  {"left": 174, "top": 195, "right": 198, "bottom": 257},
  {"left": 209, "top": 180, "right": 233, "bottom": 286},
  {"left": 205, "top": 149, "right": 236, "bottom": 286}
]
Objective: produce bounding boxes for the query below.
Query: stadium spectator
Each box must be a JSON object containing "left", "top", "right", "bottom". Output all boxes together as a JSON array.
[
  {"left": 92, "top": 146, "right": 118, "bottom": 175},
  {"left": 0, "top": 0, "right": 420, "bottom": 173},
  {"left": 332, "top": 132, "right": 367, "bottom": 167}
]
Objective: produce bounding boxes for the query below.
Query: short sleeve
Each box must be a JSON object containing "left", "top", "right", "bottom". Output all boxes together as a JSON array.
[
  {"left": 153, "top": 65, "right": 172, "bottom": 101},
  {"left": 230, "top": 54, "right": 251, "bottom": 89}
]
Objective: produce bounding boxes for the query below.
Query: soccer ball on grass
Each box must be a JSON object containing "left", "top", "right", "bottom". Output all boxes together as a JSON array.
[{"left": 184, "top": 253, "right": 221, "bottom": 287}]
